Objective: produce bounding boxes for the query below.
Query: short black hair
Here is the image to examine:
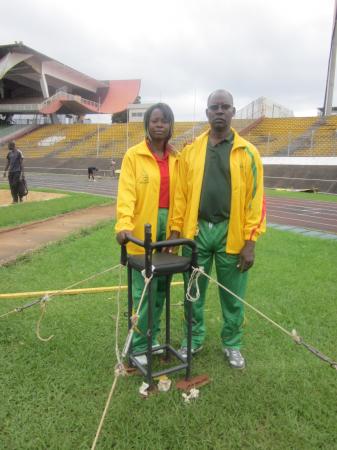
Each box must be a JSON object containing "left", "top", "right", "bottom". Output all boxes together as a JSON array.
[
  {"left": 8, "top": 141, "right": 15, "bottom": 150},
  {"left": 207, "top": 89, "right": 234, "bottom": 107},
  {"left": 144, "top": 103, "right": 174, "bottom": 142}
]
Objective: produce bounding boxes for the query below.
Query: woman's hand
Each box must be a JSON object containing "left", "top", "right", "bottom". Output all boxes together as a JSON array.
[
  {"left": 163, "top": 231, "right": 180, "bottom": 253},
  {"left": 116, "top": 230, "right": 132, "bottom": 245}
]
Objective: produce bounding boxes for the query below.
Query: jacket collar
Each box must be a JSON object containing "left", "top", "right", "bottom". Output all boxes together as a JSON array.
[
  {"left": 197, "top": 127, "right": 250, "bottom": 151},
  {"left": 134, "top": 139, "right": 178, "bottom": 158}
]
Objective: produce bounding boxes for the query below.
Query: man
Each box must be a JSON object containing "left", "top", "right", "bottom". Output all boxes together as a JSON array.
[
  {"left": 170, "top": 89, "right": 266, "bottom": 369},
  {"left": 88, "top": 166, "right": 98, "bottom": 181},
  {"left": 3, "top": 141, "right": 25, "bottom": 204},
  {"left": 111, "top": 159, "right": 116, "bottom": 177}
]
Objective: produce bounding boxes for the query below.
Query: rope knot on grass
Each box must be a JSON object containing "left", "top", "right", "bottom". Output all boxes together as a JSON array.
[
  {"left": 291, "top": 329, "right": 302, "bottom": 344},
  {"left": 115, "top": 363, "right": 127, "bottom": 376}
]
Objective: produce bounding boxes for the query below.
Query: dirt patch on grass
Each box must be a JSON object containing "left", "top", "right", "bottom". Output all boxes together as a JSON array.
[
  {"left": 0, "top": 204, "right": 115, "bottom": 265},
  {"left": 0, "top": 190, "right": 67, "bottom": 207}
]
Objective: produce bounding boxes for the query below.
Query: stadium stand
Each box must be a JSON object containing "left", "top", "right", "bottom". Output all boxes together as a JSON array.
[
  {"left": 292, "top": 115, "right": 337, "bottom": 156},
  {"left": 5, "top": 124, "right": 98, "bottom": 158},
  {"left": 240, "top": 116, "right": 337, "bottom": 156},
  {"left": 2, "top": 117, "right": 337, "bottom": 164},
  {"left": 0, "top": 44, "right": 140, "bottom": 117},
  {"left": 1, "top": 117, "right": 336, "bottom": 193},
  {"left": 242, "top": 117, "right": 319, "bottom": 156}
]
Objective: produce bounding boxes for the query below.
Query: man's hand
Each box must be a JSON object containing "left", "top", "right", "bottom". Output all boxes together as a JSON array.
[
  {"left": 237, "top": 240, "right": 255, "bottom": 272},
  {"left": 163, "top": 231, "right": 180, "bottom": 253},
  {"left": 116, "top": 230, "right": 132, "bottom": 245}
]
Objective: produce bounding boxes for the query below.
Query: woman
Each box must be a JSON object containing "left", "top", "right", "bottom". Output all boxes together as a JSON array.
[{"left": 115, "top": 103, "right": 178, "bottom": 365}]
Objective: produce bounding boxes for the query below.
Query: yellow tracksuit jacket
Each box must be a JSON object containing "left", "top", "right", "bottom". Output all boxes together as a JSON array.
[
  {"left": 115, "top": 140, "right": 179, "bottom": 255},
  {"left": 170, "top": 128, "right": 266, "bottom": 253}
]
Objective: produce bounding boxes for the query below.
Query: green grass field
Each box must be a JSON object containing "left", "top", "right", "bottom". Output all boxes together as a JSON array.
[
  {"left": 0, "top": 184, "right": 112, "bottom": 229},
  {"left": 265, "top": 187, "right": 337, "bottom": 202},
  {"left": 1, "top": 217, "right": 336, "bottom": 450}
]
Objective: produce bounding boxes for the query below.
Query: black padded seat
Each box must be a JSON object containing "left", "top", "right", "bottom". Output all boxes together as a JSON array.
[{"left": 128, "top": 253, "right": 192, "bottom": 275}]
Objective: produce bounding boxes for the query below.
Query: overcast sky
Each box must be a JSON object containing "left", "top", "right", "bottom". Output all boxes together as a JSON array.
[{"left": 1, "top": 0, "right": 336, "bottom": 120}]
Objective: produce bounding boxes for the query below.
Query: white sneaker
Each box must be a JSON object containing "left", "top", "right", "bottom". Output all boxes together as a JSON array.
[
  {"left": 133, "top": 354, "right": 147, "bottom": 366},
  {"left": 223, "top": 348, "right": 245, "bottom": 369},
  {"left": 178, "top": 345, "right": 203, "bottom": 360},
  {"left": 152, "top": 344, "right": 164, "bottom": 355}
]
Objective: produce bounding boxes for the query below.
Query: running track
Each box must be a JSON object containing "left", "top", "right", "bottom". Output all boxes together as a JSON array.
[
  {"left": 25, "top": 173, "right": 337, "bottom": 235},
  {"left": 266, "top": 196, "right": 337, "bottom": 235}
]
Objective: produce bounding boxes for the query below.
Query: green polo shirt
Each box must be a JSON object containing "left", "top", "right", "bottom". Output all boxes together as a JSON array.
[{"left": 198, "top": 132, "right": 233, "bottom": 223}]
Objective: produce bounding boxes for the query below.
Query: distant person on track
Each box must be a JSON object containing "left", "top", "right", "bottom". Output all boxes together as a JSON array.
[
  {"left": 170, "top": 89, "right": 266, "bottom": 369},
  {"left": 111, "top": 159, "right": 116, "bottom": 177},
  {"left": 115, "top": 103, "right": 179, "bottom": 366},
  {"left": 88, "top": 166, "right": 98, "bottom": 181},
  {"left": 3, "top": 141, "right": 25, "bottom": 204}
]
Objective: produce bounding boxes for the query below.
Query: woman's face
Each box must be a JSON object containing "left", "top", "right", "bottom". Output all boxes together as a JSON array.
[{"left": 148, "top": 108, "right": 171, "bottom": 141}]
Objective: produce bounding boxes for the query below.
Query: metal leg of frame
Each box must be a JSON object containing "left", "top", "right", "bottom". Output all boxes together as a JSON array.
[
  {"left": 146, "top": 280, "right": 153, "bottom": 386},
  {"left": 127, "top": 266, "right": 133, "bottom": 361},
  {"left": 186, "top": 269, "right": 193, "bottom": 380},
  {"left": 165, "top": 275, "right": 172, "bottom": 360}
]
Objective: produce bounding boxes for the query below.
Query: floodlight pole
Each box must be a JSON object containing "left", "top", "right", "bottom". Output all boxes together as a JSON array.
[
  {"left": 96, "top": 123, "right": 100, "bottom": 157},
  {"left": 126, "top": 106, "right": 129, "bottom": 151},
  {"left": 192, "top": 88, "right": 196, "bottom": 140},
  {"left": 96, "top": 97, "right": 101, "bottom": 157},
  {"left": 323, "top": 0, "right": 337, "bottom": 116}
]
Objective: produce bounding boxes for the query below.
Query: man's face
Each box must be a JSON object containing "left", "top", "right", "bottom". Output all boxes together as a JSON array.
[{"left": 206, "top": 92, "right": 235, "bottom": 131}]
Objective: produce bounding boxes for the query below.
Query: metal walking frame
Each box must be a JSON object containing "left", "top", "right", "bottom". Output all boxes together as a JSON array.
[{"left": 121, "top": 224, "right": 198, "bottom": 387}]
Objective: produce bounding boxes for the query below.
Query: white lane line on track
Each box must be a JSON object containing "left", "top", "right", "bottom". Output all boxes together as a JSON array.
[
  {"left": 267, "top": 205, "right": 337, "bottom": 218},
  {"left": 266, "top": 198, "right": 337, "bottom": 210},
  {"left": 268, "top": 213, "right": 337, "bottom": 231}
]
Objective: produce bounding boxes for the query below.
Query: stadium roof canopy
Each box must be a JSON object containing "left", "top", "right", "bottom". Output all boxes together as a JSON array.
[{"left": 0, "top": 42, "right": 141, "bottom": 115}]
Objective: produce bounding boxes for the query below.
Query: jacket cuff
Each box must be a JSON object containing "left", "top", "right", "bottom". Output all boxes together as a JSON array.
[
  {"left": 170, "top": 224, "right": 182, "bottom": 233},
  {"left": 115, "top": 222, "right": 134, "bottom": 233},
  {"left": 244, "top": 230, "right": 259, "bottom": 242}
]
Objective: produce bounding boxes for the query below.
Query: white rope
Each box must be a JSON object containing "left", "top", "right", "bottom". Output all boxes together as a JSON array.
[
  {"left": 53, "top": 264, "right": 123, "bottom": 299},
  {"left": 91, "top": 375, "right": 119, "bottom": 450},
  {"left": 0, "top": 309, "right": 17, "bottom": 319},
  {"left": 35, "top": 296, "right": 54, "bottom": 342},
  {"left": 92, "top": 268, "right": 154, "bottom": 448},
  {"left": 0, "top": 264, "right": 123, "bottom": 320},
  {"left": 114, "top": 264, "right": 126, "bottom": 375},
  {"left": 121, "top": 272, "right": 153, "bottom": 358},
  {"left": 196, "top": 267, "right": 337, "bottom": 370},
  {"left": 185, "top": 266, "right": 202, "bottom": 302},
  {"left": 91, "top": 264, "right": 127, "bottom": 450},
  {"left": 194, "top": 267, "right": 294, "bottom": 339}
]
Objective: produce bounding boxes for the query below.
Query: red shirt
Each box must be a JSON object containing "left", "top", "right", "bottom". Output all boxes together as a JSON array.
[{"left": 150, "top": 145, "right": 170, "bottom": 208}]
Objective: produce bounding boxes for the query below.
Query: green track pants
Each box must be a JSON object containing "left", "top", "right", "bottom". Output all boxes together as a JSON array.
[
  {"left": 182, "top": 219, "right": 248, "bottom": 350},
  {"left": 131, "top": 208, "right": 168, "bottom": 353}
]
